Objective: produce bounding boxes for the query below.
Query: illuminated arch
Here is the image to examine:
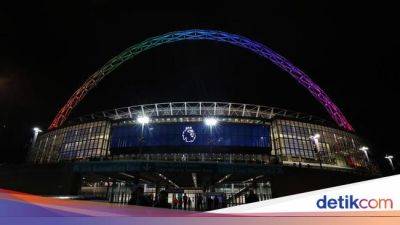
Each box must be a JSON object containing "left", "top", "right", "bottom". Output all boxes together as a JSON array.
[{"left": 49, "top": 29, "right": 354, "bottom": 131}]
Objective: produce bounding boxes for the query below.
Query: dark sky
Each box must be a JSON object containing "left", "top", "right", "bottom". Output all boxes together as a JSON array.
[{"left": 0, "top": 1, "right": 399, "bottom": 172}]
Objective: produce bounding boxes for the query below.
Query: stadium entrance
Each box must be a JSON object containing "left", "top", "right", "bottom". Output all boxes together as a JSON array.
[{"left": 75, "top": 160, "right": 279, "bottom": 210}]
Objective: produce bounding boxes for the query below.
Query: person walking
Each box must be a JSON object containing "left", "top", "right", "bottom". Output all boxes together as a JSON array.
[
  {"left": 183, "top": 194, "right": 188, "bottom": 210},
  {"left": 172, "top": 194, "right": 178, "bottom": 209},
  {"left": 197, "top": 194, "right": 203, "bottom": 211},
  {"left": 188, "top": 197, "right": 192, "bottom": 210},
  {"left": 178, "top": 194, "right": 183, "bottom": 210},
  {"left": 213, "top": 195, "right": 220, "bottom": 209},
  {"left": 154, "top": 190, "right": 171, "bottom": 208},
  {"left": 206, "top": 196, "right": 212, "bottom": 210},
  {"left": 245, "top": 190, "right": 259, "bottom": 203}
]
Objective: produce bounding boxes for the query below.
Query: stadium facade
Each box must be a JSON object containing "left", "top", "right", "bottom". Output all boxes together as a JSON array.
[
  {"left": 25, "top": 102, "right": 377, "bottom": 209},
  {"left": 0, "top": 30, "right": 379, "bottom": 210},
  {"left": 31, "top": 102, "right": 367, "bottom": 169}
]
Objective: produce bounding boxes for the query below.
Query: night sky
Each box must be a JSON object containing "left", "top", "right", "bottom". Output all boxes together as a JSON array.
[{"left": 0, "top": 1, "right": 399, "bottom": 173}]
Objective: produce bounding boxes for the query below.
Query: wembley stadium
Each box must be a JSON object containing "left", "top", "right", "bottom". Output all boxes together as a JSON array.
[
  {"left": 26, "top": 101, "right": 377, "bottom": 208},
  {"left": 2, "top": 30, "right": 379, "bottom": 210}
]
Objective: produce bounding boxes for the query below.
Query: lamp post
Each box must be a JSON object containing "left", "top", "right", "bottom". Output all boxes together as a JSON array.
[
  {"left": 359, "top": 146, "right": 369, "bottom": 163},
  {"left": 385, "top": 155, "right": 395, "bottom": 170},
  {"left": 29, "top": 127, "right": 42, "bottom": 162},
  {"left": 310, "top": 133, "right": 322, "bottom": 169},
  {"left": 32, "top": 127, "right": 42, "bottom": 148}
]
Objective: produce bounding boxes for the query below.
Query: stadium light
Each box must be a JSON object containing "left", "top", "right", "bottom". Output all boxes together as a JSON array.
[
  {"left": 385, "top": 155, "right": 395, "bottom": 170},
  {"left": 137, "top": 115, "right": 150, "bottom": 125},
  {"left": 204, "top": 117, "right": 218, "bottom": 127},
  {"left": 359, "top": 146, "right": 369, "bottom": 162},
  {"left": 310, "top": 133, "right": 320, "bottom": 140},
  {"left": 204, "top": 117, "right": 218, "bottom": 146},
  {"left": 309, "top": 133, "right": 321, "bottom": 150}
]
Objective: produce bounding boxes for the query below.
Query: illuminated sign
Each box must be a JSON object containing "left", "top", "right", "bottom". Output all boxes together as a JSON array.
[
  {"left": 182, "top": 126, "right": 196, "bottom": 143},
  {"left": 110, "top": 123, "right": 270, "bottom": 148}
]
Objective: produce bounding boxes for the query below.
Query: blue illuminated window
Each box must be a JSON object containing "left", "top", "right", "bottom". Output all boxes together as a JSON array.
[{"left": 110, "top": 122, "right": 270, "bottom": 149}]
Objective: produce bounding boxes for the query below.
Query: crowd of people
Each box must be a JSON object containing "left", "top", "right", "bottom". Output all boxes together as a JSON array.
[
  {"left": 127, "top": 186, "right": 260, "bottom": 211},
  {"left": 171, "top": 193, "right": 228, "bottom": 211}
]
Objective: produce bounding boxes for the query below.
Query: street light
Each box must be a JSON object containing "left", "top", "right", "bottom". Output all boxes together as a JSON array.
[
  {"left": 385, "top": 155, "right": 395, "bottom": 170},
  {"left": 310, "top": 133, "right": 320, "bottom": 139},
  {"left": 310, "top": 133, "right": 321, "bottom": 152},
  {"left": 31, "top": 127, "right": 43, "bottom": 148},
  {"left": 33, "top": 127, "right": 42, "bottom": 133},
  {"left": 310, "top": 133, "right": 322, "bottom": 169},
  {"left": 359, "top": 146, "right": 369, "bottom": 162}
]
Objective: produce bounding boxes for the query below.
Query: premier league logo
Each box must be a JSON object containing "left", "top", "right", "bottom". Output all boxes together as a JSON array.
[{"left": 182, "top": 126, "right": 196, "bottom": 143}]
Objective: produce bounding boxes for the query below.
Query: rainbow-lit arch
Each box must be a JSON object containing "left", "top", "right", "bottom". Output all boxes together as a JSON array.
[{"left": 49, "top": 29, "right": 354, "bottom": 131}]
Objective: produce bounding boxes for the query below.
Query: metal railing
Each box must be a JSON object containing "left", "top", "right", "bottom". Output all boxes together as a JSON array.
[{"left": 70, "top": 102, "right": 328, "bottom": 125}]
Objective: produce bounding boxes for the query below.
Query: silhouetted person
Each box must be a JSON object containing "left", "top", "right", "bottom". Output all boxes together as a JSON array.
[
  {"left": 197, "top": 194, "right": 203, "bottom": 211},
  {"left": 206, "top": 196, "right": 212, "bottom": 210},
  {"left": 183, "top": 194, "right": 188, "bottom": 210},
  {"left": 172, "top": 195, "right": 178, "bottom": 209},
  {"left": 213, "top": 196, "right": 220, "bottom": 209},
  {"left": 154, "top": 190, "right": 171, "bottom": 208},
  {"left": 188, "top": 197, "right": 192, "bottom": 210},
  {"left": 178, "top": 194, "right": 183, "bottom": 209},
  {"left": 245, "top": 190, "right": 259, "bottom": 203},
  {"left": 221, "top": 195, "right": 227, "bottom": 208},
  {"left": 128, "top": 191, "right": 137, "bottom": 205},
  {"left": 128, "top": 186, "right": 152, "bottom": 206}
]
